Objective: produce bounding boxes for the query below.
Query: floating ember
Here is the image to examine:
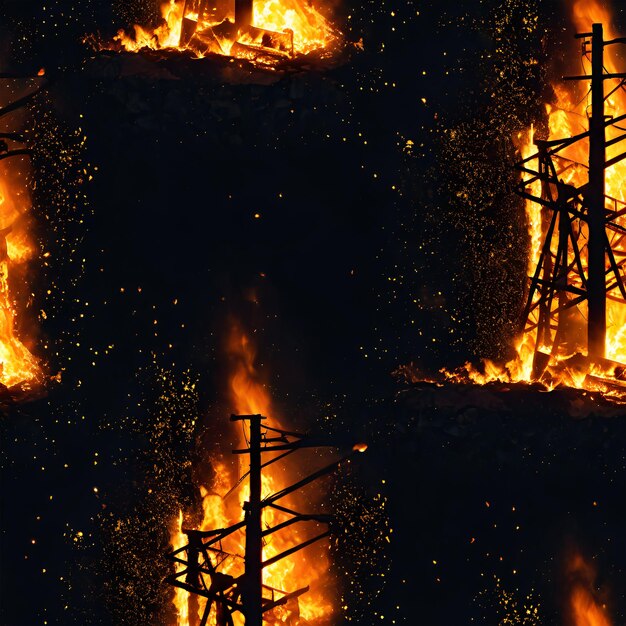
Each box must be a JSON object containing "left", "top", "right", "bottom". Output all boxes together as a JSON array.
[{"left": 95, "top": 0, "right": 338, "bottom": 65}]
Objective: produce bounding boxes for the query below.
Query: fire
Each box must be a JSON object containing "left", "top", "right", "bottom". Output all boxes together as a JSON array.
[
  {"left": 100, "top": 0, "right": 337, "bottom": 63},
  {"left": 170, "top": 323, "right": 333, "bottom": 625},
  {"left": 0, "top": 164, "right": 41, "bottom": 389},
  {"left": 171, "top": 511, "right": 191, "bottom": 625},
  {"left": 112, "top": 0, "right": 184, "bottom": 52},
  {"left": 441, "top": 0, "right": 626, "bottom": 392},
  {"left": 565, "top": 552, "right": 612, "bottom": 626}
]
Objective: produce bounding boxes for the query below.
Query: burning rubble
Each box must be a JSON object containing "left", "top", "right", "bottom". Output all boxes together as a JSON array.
[
  {"left": 89, "top": 0, "right": 340, "bottom": 66},
  {"left": 1, "top": 0, "right": 624, "bottom": 623},
  {"left": 402, "top": 0, "right": 626, "bottom": 403}
]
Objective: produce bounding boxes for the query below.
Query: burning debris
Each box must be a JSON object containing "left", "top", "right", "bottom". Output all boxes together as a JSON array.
[
  {"left": 90, "top": 0, "right": 339, "bottom": 66},
  {"left": 1, "top": 0, "right": 625, "bottom": 623}
]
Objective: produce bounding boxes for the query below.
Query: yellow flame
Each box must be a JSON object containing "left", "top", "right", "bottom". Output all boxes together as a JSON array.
[
  {"left": 170, "top": 323, "right": 333, "bottom": 625},
  {"left": 445, "top": 0, "right": 626, "bottom": 393},
  {"left": 108, "top": 0, "right": 336, "bottom": 61},
  {"left": 0, "top": 169, "right": 41, "bottom": 388}
]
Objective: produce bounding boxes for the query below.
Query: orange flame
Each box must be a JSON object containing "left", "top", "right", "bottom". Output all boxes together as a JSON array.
[
  {"left": 442, "top": 0, "right": 626, "bottom": 393},
  {"left": 171, "top": 511, "right": 191, "bottom": 626},
  {"left": 566, "top": 552, "right": 612, "bottom": 626},
  {"left": 170, "top": 323, "right": 333, "bottom": 625},
  {"left": 0, "top": 165, "right": 41, "bottom": 388},
  {"left": 102, "top": 0, "right": 337, "bottom": 62}
]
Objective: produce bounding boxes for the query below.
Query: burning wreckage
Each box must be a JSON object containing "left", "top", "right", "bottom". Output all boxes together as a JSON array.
[
  {"left": 408, "top": 12, "right": 626, "bottom": 406},
  {"left": 1, "top": 0, "right": 626, "bottom": 625},
  {"left": 92, "top": 0, "right": 339, "bottom": 65}
]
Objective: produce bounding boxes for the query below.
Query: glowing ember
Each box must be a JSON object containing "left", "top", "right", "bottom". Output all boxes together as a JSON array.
[
  {"left": 98, "top": 0, "right": 338, "bottom": 64},
  {"left": 0, "top": 164, "right": 41, "bottom": 388},
  {"left": 170, "top": 322, "right": 333, "bottom": 625},
  {"left": 565, "top": 552, "right": 612, "bottom": 626}
]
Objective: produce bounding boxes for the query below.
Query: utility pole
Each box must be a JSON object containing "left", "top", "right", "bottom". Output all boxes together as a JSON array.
[
  {"left": 587, "top": 22, "right": 607, "bottom": 359},
  {"left": 166, "top": 413, "right": 366, "bottom": 625},
  {"left": 516, "top": 22, "right": 626, "bottom": 374}
]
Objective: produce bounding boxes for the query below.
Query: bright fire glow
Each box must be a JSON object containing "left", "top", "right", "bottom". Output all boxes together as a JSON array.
[
  {"left": 443, "top": 0, "right": 626, "bottom": 392},
  {"left": 566, "top": 552, "right": 612, "bottom": 626},
  {"left": 170, "top": 322, "right": 333, "bottom": 625},
  {"left": 101, "top": 0, "right": 337, "bottom": 62},
  {"left": 0, "top": 164, "right": 41, "bottom": 388}
]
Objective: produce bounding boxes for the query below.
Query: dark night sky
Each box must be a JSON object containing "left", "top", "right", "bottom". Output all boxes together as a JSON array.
[{"left": 1, "top": 1, "right": 626, "bottom": 625}]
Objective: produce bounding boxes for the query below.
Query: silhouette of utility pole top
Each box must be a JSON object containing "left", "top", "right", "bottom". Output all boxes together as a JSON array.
[{"left": 166, "top": 413, "right": 366, "bottom": 626}]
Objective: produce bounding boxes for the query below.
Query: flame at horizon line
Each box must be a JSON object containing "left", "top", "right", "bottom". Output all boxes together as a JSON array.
[{"left": 0, "top": 162, "right": 42, "bottom": 389}]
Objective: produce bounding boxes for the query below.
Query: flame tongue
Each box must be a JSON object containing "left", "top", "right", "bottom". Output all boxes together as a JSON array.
[
  {"left": 0, "top": 170, "right": 41, "bottom": 389},
  {"left": 107, "top": 0, "right": 336, "bottom": 61},
  {"left": 170, "top": 323, "right": 333, "bottom": 625}
]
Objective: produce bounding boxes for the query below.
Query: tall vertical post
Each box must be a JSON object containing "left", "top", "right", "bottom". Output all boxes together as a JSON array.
[
  {"left": 243, "top": 414, "right": 263, "bottom": 626},
  {"left": 587, "top": 22, "right": 607, "bottom": 359},
  {"left": 235, "top": 0, "right": 253, "bottom": 28},
  {"left": 186, "top": 536, "right": 201, "bottom": 626}
]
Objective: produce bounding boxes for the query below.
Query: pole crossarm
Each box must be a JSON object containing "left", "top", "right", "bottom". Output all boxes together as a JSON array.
[{"left": 165, "top": 412, "right": 366, "bottom": 626}]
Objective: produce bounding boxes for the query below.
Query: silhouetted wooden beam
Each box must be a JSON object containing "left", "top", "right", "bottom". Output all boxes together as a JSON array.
[
  {"left": 587, "top": 23, "right": 607, "bottom": 359},
  {"left": 260, "top": 586, "right": 309, "bottom": 613},
  {"left": 0, "top": 84, "right": 47, "bottom": 119},
  {"left": 262, "top": 531, "right": 330, "bottom": 570},
  {"left": 0, "top": 71, "right": 45, "bottom": 79},
  {"left": 563, "top": 72, "right": 626, "bottom": 80},
  {"left": 0, "top": 149, "right": 31, "bottom": 162}
]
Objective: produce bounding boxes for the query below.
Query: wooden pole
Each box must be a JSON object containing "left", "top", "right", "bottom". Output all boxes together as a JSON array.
[
  {"left": 243, "top": 414, "right": 263, "bottom": 626},
  {"left": 587, "top": 22, "right": 607, "bottom": 359},
  {"left": 235, "top": 0, "right": 253, "bottom": 28}
]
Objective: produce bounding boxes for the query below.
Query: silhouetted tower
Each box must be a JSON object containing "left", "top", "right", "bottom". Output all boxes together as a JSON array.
[
  {"left": 517, "top": 23, "right": 626, "bottom": 374},
  {"left": 166, "top": 413, "right": 366, "bottom": 626},
  {"left": 587, "top": 23, "right": 608, "bottom": 359}
]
